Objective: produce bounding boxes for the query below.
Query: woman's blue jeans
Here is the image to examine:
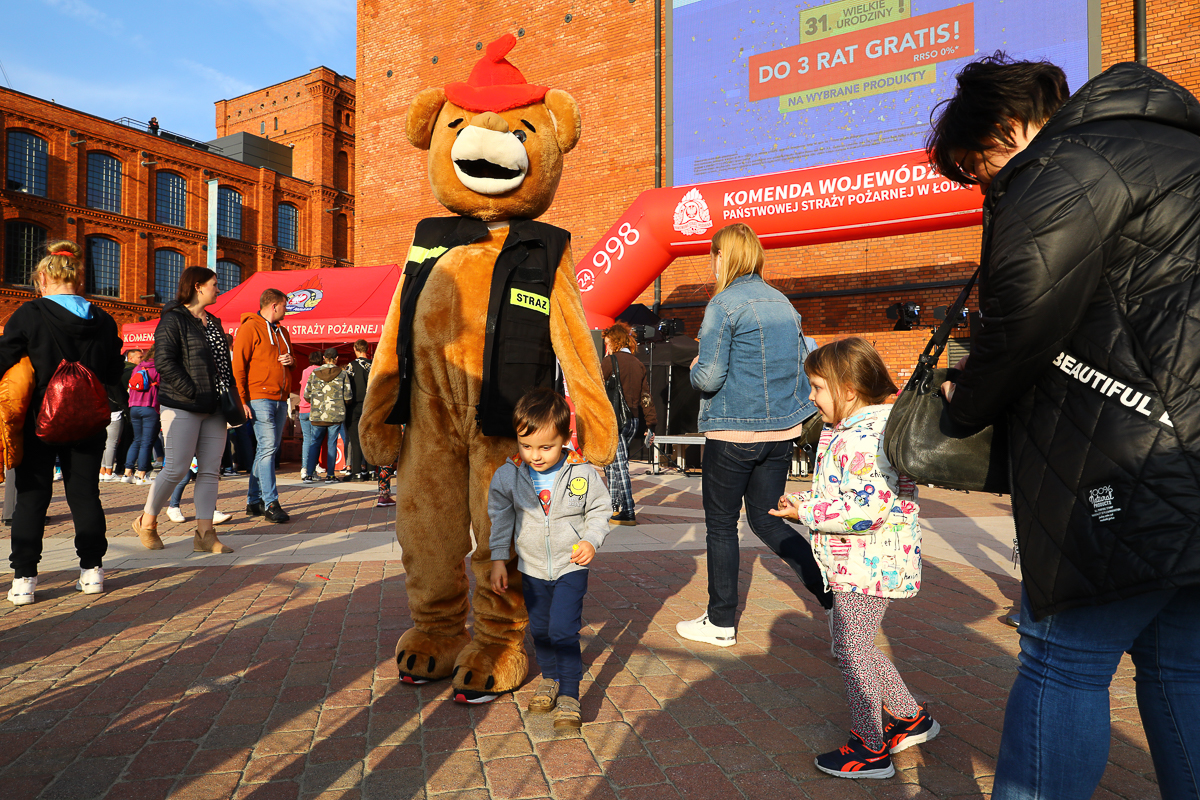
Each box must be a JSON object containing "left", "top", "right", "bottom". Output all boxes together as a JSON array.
[
  {"left": 701, "top": 438, "right": 832, "bottom": 628},
  {"left": 128, "top": 407, "right": 160, "bottom": 474},
  {"left": 993, "top": 585, "right": 1200, "bottom": 800},
  {"left": 299, "top": 413, "right": 315, "bottom": 473},
  {"left": 304, "top": 422, "right": 342, "bottom": 476}
]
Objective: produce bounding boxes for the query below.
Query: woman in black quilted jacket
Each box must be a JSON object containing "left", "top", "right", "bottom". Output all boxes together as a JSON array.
[{"left": 932, "top": 55, "right": 1200, "bottom": 799}]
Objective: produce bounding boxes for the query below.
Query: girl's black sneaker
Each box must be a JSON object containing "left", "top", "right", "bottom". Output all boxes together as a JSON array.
[
  {"left": 882, "top": 704, "right": 941, "bottom": 753},
  {"left": 814, "top": 731, "right": 895, "bottom": 779}
]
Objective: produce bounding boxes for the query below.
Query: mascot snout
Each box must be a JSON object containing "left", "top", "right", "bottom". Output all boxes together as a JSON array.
[{"left": 451, "top": 116, "right": 529, "bottom": 195}]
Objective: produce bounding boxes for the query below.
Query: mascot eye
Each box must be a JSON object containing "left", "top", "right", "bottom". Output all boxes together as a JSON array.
[
  {"left": 521, "top": 119, "right": 536, "bottom": 133},
  {"left": 513, "top": 130, "right": 527, "bottom": 143}
]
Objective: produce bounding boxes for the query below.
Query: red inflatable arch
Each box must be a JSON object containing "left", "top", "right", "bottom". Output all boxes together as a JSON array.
[{"left": 577, "top": 149, "right": 983, "bottom": 328}]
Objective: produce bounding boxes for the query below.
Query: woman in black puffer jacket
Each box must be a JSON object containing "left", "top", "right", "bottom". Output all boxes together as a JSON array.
[
  {"left": 932, "top": 56, "right": 1200, "bottom": 800},
  {"left": 133, "top": 266, "right": 236, "bottom": 555}
]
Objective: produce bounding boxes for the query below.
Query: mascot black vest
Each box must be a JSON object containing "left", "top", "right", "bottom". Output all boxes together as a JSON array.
[{"left": 387, "top": 216, "right": 569, "bottom": 438}]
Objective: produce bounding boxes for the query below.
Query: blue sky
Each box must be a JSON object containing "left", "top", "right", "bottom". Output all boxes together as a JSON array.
[{"left": 2, "top": 0, "right": 356, "bottom": 142}]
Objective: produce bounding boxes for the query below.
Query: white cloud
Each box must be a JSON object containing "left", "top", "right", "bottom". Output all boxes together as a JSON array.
[
  {"left": 38, "top": 0, "right": 146, "bottom": 48},
  {"left": 176, "top": 59, "right": 255, "bottom": 100}
]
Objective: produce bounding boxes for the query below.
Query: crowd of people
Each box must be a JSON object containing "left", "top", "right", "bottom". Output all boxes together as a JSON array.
[{"left": 1, "top": 53, "right": 1198, "bottom": 795}]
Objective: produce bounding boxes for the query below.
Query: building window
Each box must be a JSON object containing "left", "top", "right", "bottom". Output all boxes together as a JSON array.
[
  {"left": 86, "top": 152, "right": 122, "bottom": 214},
  {"left": 4, "top": 220, "right": 46, "bottom": 285},
  {"left": 334, "top": 213, "right": 348, "bottom": 261},
  {"left": 260, "top": 121, "right": 265, "bottom": 135},
  {"left": 156, "top": 172, "right": 186, "bottom": 227},
  {"left": 154, "top": 249, "right": 184, "bottom": 303},
  {"left": 336, "top": 151, "right": 349, "bottom": 192},
  {"left": 277, "top": 203, "right": 298, "bottom": 252},
  {"left": 217, "top": 186, "right": 242, "bottom": 240},
  {"left": 85, "top": 236, "right": 120, "bottom": 297},
  {"left": 273, "top": 117, "right": 278, "bottom": 131},
  {"left": 216, "top": 260, "right": 241, "bottom": 293},
  {"left": 6, "top": 131, "right": 49, "bottom": 197}
]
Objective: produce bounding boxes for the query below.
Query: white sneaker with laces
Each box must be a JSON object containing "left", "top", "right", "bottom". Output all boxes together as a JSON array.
[
  {"left": 212, "top": 510, "right": 232, "bottom": 525},
  {"left": 166, "top": 507, "right": 186, "bottom": 523},
  {"left": 133, "top": 476, "right": 153, "bottom": 486},
  {"left": 676, "top": 613, "right": 736, "bottom": 647},
  {"left": 8, "top": 576, "right": 36, "bottom": 606},
  {"left": 119, "top": 474, "right": 133, "bottom": 484},
  {"left": 76, "top": 567, "right": 104, "bottom": 595}
]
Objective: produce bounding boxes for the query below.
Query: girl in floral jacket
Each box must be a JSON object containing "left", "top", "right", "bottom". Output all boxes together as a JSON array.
[{"left": 771, "top": 337, "right": 939, "bottom": 780}]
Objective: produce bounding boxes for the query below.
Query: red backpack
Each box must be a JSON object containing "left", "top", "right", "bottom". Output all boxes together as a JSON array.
[
  {"left": 33, "top": 308, "right": 111, "bottom": 444},
  {"left": 128, "top": 365, "right": 150, "bottom": 394}
]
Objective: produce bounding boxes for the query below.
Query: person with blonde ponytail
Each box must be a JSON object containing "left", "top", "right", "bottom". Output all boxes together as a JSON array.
[{"left": 0, "top": 241, "right": 124, "bottom": 605}]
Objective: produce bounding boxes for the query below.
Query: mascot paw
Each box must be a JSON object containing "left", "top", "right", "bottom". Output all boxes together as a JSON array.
[
  {"left": 394, "top": 628, "right": 470, "bottom": 685},
  {"left": 450, "top": 639, "right": 529, "bottom": 705}
]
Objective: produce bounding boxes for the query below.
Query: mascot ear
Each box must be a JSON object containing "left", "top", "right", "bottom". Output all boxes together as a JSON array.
[
  {"left": 406, "top": 88, "right": 447, "bottom": 150},
  {"left": 544, "top": 89, "right": 582, "bottom": 155}
]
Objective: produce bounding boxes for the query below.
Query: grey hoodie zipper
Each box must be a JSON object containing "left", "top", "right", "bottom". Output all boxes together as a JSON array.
[{"left": 523, "top": 459, "right": 575, "bottom": 581}]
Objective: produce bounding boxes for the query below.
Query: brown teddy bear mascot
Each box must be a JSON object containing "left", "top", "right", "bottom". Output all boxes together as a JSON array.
[{"left": 359, "top": 34, "right": 617, "bottom": 704}]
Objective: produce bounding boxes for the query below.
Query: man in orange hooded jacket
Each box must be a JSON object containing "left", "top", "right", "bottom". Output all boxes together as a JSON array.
[{"left": 233, "top": 288, "right": 294, "bottom": 523}]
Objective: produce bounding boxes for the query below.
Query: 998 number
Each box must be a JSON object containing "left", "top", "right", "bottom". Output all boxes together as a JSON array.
[{"left": 592, "top": 222, "right": 640, "bottom": 275}]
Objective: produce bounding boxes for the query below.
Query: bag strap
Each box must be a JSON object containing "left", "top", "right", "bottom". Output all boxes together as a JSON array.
[{"left": 908, "top": 267, "right": 980, "bottom": 389}]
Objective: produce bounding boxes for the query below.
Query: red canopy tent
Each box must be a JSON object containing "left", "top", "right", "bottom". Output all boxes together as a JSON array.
[{"left": 121, "top": 265, "right": 402, "bottom": 358}]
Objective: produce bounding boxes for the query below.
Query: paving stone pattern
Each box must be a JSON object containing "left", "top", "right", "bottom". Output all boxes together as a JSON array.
[{"left": 0, "top": 472, "right": 1160, "bottom": 799}]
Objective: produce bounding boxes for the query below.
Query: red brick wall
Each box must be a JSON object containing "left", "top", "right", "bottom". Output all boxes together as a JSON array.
[
  {"left": 1, "top": 88, "right": 343, "bottom": 328},
  {"left": 356, "top": 2, "right": 1198, "bottom": 376}
]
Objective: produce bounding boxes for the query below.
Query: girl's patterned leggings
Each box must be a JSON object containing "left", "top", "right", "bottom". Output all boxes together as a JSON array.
[{"left": 832, "top": 592, "right": 921, "bottom": 750}]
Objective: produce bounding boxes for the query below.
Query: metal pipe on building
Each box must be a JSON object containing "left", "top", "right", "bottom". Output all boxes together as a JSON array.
[
  {"left": 1135, "top": 0, "right": 1147, "bottom": 65},
  {"left": 653, "top": 0, "right": 663, "bottom": 314}
]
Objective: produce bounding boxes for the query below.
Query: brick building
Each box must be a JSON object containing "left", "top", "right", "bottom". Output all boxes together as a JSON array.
[
  {"left": 0, "top": 67, "right": 354, "bottom": 329},
  {"left": 355, "top": 0, "right": 1200, "bottom": 383}
]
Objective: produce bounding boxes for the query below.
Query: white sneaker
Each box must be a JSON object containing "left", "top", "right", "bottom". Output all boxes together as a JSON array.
[
  {"left": 212, "top": 510, "right": 232, "bottom": 525},
  {"left": 119, "top": 474, "right": 133, "bottom": 484},
  {"left": 166, "top": 507, "right": 186, "bottom": 523},
  {"left": 8, "top": 577, "right": 36, "bottom": 606},
  {"left": 76, "top": 567, "right": 104, "bottom": 595},
  {"left": 676, "top": 613, "right": 736, "bottom": 647},
  {"left": 99, "top": 472, "right": 113, "bottom": 482},
  {"left": 53, "top": 469, "right": 62, "bottom": 482},
  {"left": 133, "top": 476, "right": 153, "bottom": 486}
]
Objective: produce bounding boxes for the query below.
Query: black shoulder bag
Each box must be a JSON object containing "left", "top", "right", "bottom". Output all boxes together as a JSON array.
[
  {"left": 605, "top": 355, "right": 632, "bottom": 430},
  {"left": 882, "top": 268, "right": 1009, "bottom": 493}
]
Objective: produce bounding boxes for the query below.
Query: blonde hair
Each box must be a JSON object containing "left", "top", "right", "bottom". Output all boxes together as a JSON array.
[
  {"left": 804, "top": 337, "right": 898, "bottom": 423},
  {"left": 603, "top": 321, "right": 637, "bottom": 353},
  {"left": 35, "top": 240, "right": 83, "bottom": 289},
  {"left": 711, "top": 223, "right": 765, "bottom": 295}
]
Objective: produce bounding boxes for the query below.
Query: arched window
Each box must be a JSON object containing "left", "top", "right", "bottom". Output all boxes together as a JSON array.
[
  {"left": 277, "top": 203, "right": 298, "bottom": 252},
  {"left": 216, "top": 260, "right": 242, "bottom": 293},
  {"left": 345, "top": 112, "right": 352, "bottom": 127},
  {"left": 6, "top": 131, "right": 48, "bottom": 196},
  {"left": 217, "top": 186, "right": 242, "bottom": 240},
  {"left": 85, "top": 236, "right": 120, "bottom": 297},
  {"left": 86, "top": 152, "right": 122, "bottom": 213},
  {"left": 260, "top": 121, "right": 265, "bottom": 135},
  {"left": 335, "top": 151, "right": 349, "bottom": 192},
  {"left": 154, "top": 249, "right": 184, "bottom": 303},
  {"left": 4, "top": 220, "right": 46, "bottom": 285},
  {"left": 273, "top": 117, "right": 278, "bottom": 131},
  {"left": 156, "top": 172, "right": 186, "bottom": 227},
  {"left": 334, "top": 213, "right": 348, "bottom": 261}
]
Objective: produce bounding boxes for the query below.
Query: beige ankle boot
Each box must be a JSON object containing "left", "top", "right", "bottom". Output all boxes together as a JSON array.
[
  {"left": 193, "top": 528, "right": 233, "bottom": 554},
  {"left": 132, "top": 516, "right": 164, "bottom": 550}
]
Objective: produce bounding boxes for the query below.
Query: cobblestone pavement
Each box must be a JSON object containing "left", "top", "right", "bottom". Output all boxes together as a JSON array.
[{"left": 0, "top": 466, "right": 1158, "bottom": 799}]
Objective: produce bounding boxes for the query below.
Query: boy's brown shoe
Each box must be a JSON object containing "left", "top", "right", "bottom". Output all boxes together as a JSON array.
[
  {"left": 553, "top": 696, "right": 582, "bottom": 729},
  {"left": 527, "top": 679, "right": 559, "bottom": 713}
]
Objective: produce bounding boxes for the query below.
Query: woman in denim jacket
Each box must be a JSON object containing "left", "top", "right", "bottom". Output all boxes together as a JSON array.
[{"left": 676, "top": 223, "right": 833, "bottom": 648}]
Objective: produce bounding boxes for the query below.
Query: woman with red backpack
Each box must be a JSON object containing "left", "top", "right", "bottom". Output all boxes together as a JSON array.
[
  {"left": 124, "top": 345, "right": 161, "bottom": 485},
  {"left": 0, "top": 241, "right": 125, "bottom": 606}
]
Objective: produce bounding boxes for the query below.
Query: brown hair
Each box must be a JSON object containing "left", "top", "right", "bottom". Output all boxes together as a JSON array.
[
  {"left": 711, "top": 223, "right": 766, "bottom": 294},
  {"left": 143, "top": 344, "right": 156, "bottom": 363},
  {"left": 512, "top": 388, "right": 571, "bottom": 440},
  {"left": 307, "top": 350, "right": 323, "bottom": 366},
  {"left": 260, "top": 288, "right": 287, "bottom": 308},
  {"left": 602, "top": 321, "right": 637, "bottom": 353},
  {"left": 804, "top": 337, "right": 898, "bottom": 423},
  {"left": 175, "top": 266, "right": 217, "bottom": 305},
  {"left": 35, "top": 240, "right": 83, "bottom": 289},
  {"left": 353, "top": 338, "right": 369, "bottom": 354}
]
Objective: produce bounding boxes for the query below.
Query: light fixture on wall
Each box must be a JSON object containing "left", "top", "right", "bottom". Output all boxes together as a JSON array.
[
  {"left": 69, "top": 139, "right": 86, "bottom": 146},
  {"left": 326, "top": 206, "right": 342, "bottom": 213},
  {"left": 141, "top": 161, "right": 157, "bottom": 166}
]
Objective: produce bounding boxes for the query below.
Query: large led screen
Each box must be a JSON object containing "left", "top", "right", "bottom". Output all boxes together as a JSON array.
[{"left": 670, "top": 0, "right": 1095, "bottom": 185}]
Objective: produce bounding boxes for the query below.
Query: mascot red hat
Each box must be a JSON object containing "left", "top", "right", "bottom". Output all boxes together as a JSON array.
[{"left": 445, "top": 34, "right": 549, "bottom": 112}]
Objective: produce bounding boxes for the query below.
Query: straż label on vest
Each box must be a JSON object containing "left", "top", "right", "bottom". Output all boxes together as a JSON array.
[
  {"left": 510, "top": 288, "right": 550, "bottom": 315},
  {"left": 1086, "top": 484, "right": 1121, "bottom": 523}
]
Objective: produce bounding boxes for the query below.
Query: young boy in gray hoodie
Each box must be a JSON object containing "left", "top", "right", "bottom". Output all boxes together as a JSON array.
[{"left": 489, "top": 388, "right": 611, "bottom": 729}]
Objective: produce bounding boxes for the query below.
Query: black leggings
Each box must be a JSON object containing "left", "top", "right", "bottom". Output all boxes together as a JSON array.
[{"left": 9, "top": 430, "right": 107, "bottom": 578}]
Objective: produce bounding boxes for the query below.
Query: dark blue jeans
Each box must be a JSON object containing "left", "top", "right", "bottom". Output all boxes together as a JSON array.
[
  {"left": 522, "top": 569, "right": 589, "bottom": 699},
  {"left": 701, "top": 438, "right": 832, "bottom": 628},
  {"left": 129, "top": 406, "right": 160, "bottom": 474},
  {"left": 994, "top": 585, "right": 1200, "bottom": 800}
]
